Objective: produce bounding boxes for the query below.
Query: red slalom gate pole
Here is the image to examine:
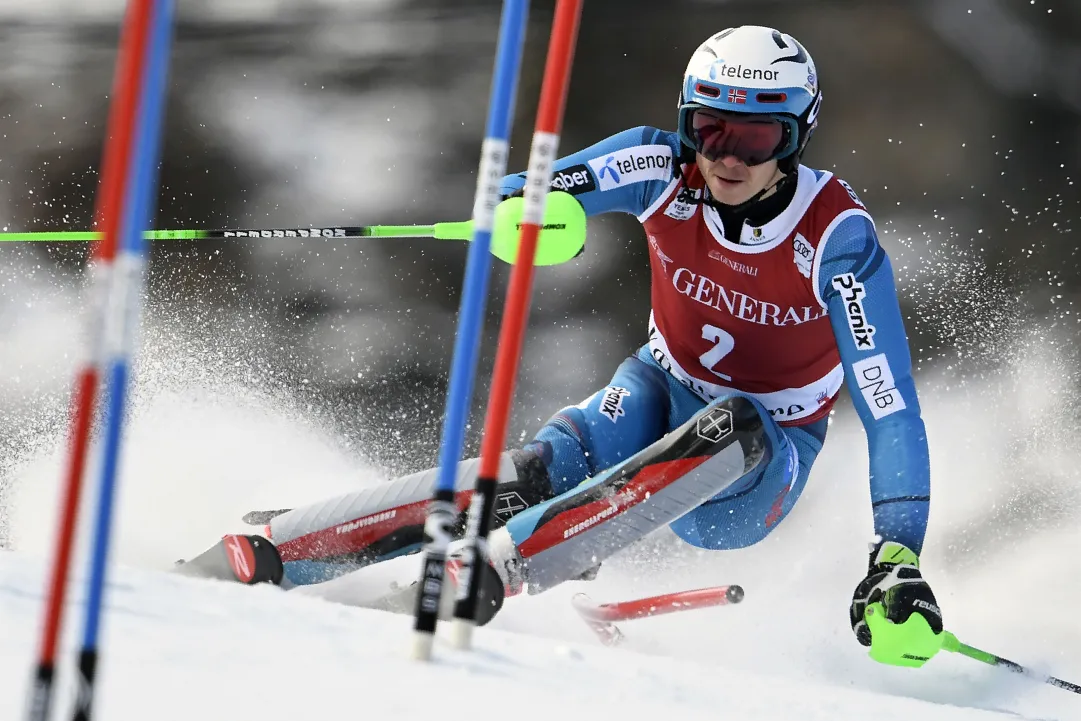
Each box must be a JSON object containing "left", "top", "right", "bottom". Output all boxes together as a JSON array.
[
  {"left": 450, "top": 0, "right": 584, "bottom": 650},
  {"left": 25, "top": 2, "right": 153, "bottom": 720},
  {"left": 572, "top": 585, "right": 745, "bottom": 646}
]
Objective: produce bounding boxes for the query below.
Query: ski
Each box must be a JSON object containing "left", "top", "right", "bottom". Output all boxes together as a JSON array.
[
  {"left": 490, "top": 396, "right": 765, "bottom": 595},
  {"left": 174, "top": 534, "right": 284, "bottom": 586},
  {"left": 173, "top": 535, "right": 507, "bottom": 627}
]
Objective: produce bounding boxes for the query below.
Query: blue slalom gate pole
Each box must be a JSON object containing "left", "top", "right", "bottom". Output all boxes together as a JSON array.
[
  {"left": 411, "top": 0, "right": 529, "bottom": 660},
  {"left": 72, "top": 1, "right": 175, "bottom": 719}
]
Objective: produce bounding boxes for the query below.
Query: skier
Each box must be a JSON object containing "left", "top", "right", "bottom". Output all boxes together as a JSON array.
[{"left": 187, "top": 25, "right": 943, "bottom": 667}]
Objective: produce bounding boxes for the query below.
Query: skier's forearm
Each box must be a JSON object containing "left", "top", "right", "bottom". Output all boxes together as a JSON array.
[
  {"left": 817, "top": 214, "right": 931, "bottom": 553},
  {"left": 866, "top": 415, "right": 930, "bottom": 553}
]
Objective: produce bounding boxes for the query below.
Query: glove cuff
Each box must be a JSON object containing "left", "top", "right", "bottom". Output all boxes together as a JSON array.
[{"left": 868, "top": 540, "right": 919, "bottom": 569}]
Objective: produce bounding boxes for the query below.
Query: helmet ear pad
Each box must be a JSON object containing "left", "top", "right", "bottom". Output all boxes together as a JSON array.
[
  {"left": 677, "top": 88, "right": 693, "bottom": 151},
  {"left": 777, "top": 89, "right": 821, "bottom": 173},
  {"left": 801, "top": 91, "right": 823, "bottom": 148}
]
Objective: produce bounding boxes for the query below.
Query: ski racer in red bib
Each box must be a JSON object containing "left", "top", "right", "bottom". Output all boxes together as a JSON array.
[{"left": 205, "top": 25, "right": 943, "bottom": 667}]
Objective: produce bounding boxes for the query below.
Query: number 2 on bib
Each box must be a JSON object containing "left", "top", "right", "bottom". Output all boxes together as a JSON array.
[{"left": 699, "top": 324, "right": 734, "bottom": 381}]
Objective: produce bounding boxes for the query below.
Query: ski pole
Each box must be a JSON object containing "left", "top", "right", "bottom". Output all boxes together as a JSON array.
[
  {"left": 943, "top": 632, "right": 1081, "bottom": 695},
  {"left": 0, "top": 205, "right": 586, "bottom": 266},
  {"left": 0, "top": 225, "right": 462, "bottom": 241},
  {"left": 71, "top": 0, "right": 175, "bottom": 717},
  {"left": 409, "top": 0, "right": 529, "bottom": 662},
  {"left": 572, "top": 586, "right": 744, "bottom": 647},
  {"left": 451, "top": 0, "right": 584, "bottom": 651},
  {"left": 25, "top": 0, "right": 157, "bottom": 719}
]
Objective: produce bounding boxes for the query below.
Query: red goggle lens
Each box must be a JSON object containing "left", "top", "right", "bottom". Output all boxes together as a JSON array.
[{"left": 687, "top": 109, "right": 786, "bottom": 166}]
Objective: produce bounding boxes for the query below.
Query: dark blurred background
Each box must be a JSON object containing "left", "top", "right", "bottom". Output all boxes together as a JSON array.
[{"left": 0, "top": 0, "right": 1079, "bottom": 477}]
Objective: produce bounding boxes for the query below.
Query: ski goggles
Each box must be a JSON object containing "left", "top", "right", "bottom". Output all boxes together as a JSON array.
[{"left": 678, "top": 105, "right": 799, "bottom": 167}]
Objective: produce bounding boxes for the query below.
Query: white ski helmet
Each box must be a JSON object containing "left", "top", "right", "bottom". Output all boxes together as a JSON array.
[{"left": 677, "top": 25, "right": 822, "bottom": 172}]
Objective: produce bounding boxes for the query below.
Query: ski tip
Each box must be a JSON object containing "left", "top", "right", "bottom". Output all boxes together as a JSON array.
[
  {"left": 174, "top": 534, "right": 283, "bottom": 586},
  {"left": 726, "top": 585, "right": 745, "bottom": 604},
  {"left": 410, "top": 631, "right": 436, "bottom": 662},
  {"left": 449, "top": 618, "right": 475, "bottom": 650}
]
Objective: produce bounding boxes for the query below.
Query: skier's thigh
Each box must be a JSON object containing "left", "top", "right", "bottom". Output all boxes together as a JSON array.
[
  {"left": 537, "top": 355, "right": 672, "bottom": 480},
  {"left": 669, "top": 419, "right": 822, "bottom": 549},
  {"left": 495, "top": 394, "right": 769, "bottom": 592}
]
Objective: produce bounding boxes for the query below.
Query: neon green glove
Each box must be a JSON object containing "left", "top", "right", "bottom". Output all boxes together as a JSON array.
[{"left": 849, "top": 540, "right": 944, "bottom": 668}]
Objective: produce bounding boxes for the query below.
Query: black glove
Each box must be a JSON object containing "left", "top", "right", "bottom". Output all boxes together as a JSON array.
[{"left": 849, "top": 540, "right": 944, "bottom": 666}]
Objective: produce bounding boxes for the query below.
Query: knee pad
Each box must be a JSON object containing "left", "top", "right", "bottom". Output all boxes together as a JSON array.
[
  {"left": 712, "top": 394, "right": 772, "bottom": 476},
  {"left": 531, "top": 408, "right": 594, "bottom": 494},
  {"left": 665, "top": 395, "right": 785, "bottom": 551}
]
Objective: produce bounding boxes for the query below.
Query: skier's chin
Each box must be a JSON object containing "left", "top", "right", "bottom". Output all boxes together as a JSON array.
[{"left": 708, "top": 176, "right": 758, "bottom": 206}]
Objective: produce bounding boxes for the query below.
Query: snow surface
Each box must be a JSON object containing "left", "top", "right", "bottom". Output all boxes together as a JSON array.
[
  {"left": 1, "top": 379, "right": 1078, "bottom": 720},
  {"left": 0, "top": 550, "right": 1064, "bottom": 721},
  {"left": 0, "top": 255, "right": 1078, "bottom": 720}
]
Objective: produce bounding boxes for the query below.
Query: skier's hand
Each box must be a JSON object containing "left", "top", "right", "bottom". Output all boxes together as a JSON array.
[
  {"left": 849, "top": 540, "right": 944, "bottom": 668},
  {"left": 493, "top": 192, "right": 587, "bottom": 264}
]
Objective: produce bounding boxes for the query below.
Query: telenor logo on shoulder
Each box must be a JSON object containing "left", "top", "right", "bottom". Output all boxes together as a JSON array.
[{"left": 587, "top": 145, "right": 673, "bottom": 191}]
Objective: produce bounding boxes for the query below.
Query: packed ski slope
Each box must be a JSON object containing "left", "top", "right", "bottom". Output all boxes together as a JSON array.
[
  {"left": 0, "top": 256, "right": 1079, "bottom": 720},
  {"left": 1, "top": 360, "right": 1078, "bottom": 720},
  {"left": 0, "top": 547, "right": 1062, "bottom": 721}
]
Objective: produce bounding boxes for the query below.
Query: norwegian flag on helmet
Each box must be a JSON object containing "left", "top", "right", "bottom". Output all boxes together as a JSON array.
[{"left": 727, "top": 88, "right": 747, "bottom": 104}]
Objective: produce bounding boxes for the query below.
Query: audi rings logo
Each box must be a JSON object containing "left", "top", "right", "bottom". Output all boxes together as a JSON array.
[{"left": 696, "top": 408, "right": 734, "bottom": 443}]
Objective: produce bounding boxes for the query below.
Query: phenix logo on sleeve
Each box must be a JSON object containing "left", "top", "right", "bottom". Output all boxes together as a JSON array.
[
  {"left": 598, "top": 386, "right": 631, "bottom": 423},
  {"left": 587, "top": 145, "right": 673, "bottom": 191},
  {"left": 831, "top": 273, "right": 876, "bottom": 350}
]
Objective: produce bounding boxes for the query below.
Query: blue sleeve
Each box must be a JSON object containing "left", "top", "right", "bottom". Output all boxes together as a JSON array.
[
  {"left": 818, "top": 213, "right": 931, "bottom": 555},
  {"left": 499, "top": 126, "right": 682, "bottom": 218}
]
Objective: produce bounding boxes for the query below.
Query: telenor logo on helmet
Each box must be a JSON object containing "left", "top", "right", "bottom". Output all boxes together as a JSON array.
[{"left": 709, "top": 61, "right": 780, "bottom": 83}]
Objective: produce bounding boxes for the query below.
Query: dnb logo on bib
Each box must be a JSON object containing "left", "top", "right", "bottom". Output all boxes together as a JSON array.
[{"left": 587, "top": 145, "right": 673, "bottom": 191}]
